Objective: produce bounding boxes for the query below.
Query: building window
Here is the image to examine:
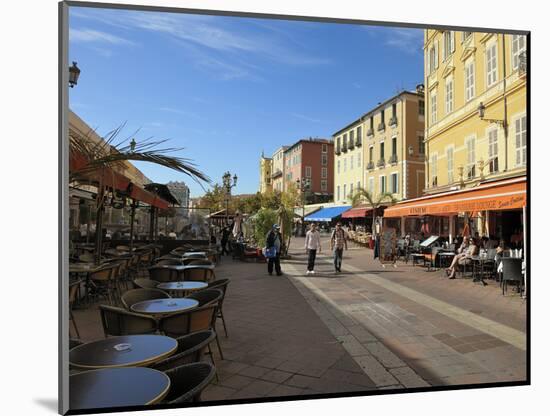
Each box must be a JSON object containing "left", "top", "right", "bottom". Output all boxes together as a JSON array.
[
  {"left": 465, "top": 60, "right": 475, "bottom": 102},
  {"left": 418, "top": 136, "right": 425, "bottom": 155},
  {"left": 343, "top": 184, "right": 347, "bottom": 200},
  {"left": 428, "top": 44, "right": 437, "bottom": 73},
  {"left": 357, "top": 181, "right": 361, "bottom": 191},
  {"left": 430, "top": 89, "right": 437, "bottom": 123},
  {"left": 356, "top": 126, "right": 362, "bottom": 145},
  {"left": 343, "top": 158, "right": 347, "bottom": 172},
  {"left": 466, "top": 137, "right": 476, "bottom": 179},
  {"left": 369, "top": 116, "right": 374, "bottom": 131},
  {"left": 419, "top": 100, "right": 425, "bottom": 116},
  {"left": 488, "top": 128, "right": 499, "bottom": 173},
  {"left": 305, "top": 166, "right": 312, "bottom": 178},
  {"left": 443, "top": 31, "right": 455, "bottom": 60},
  {"left": 486, "top": 43, "right": 498, "bottom": 87},
  {"left": 369, "top": 146, "right": 374, "bottom": 162},
  {"left": 336, "top": 137, "right": 341, "bottom": 152},
  {"left": 321, "top": 153, "right": 328, "bottom": 166},
  {"left": 515, "top": 115, "right": 527, "bottom": 166},
  {"left": 322, "top": 143, "right": 328, "bottom": 153},
  {"left": 445, "top": 76, "right": 454, "bottom": 114},
  {"left": 391, "top": 137, "right": 397, "bottom": 157},
  {"left": 321, "top": 167, "right": 327, "bottom": 179},
  {"left": 380, "top": 176, "right": 386, "bottom": 194},
  {"left": 392, "top": 103, "right": 397, "bottom": 118},
  {"left": 357, "top": 152, "right": 361, "bottom": 168},
  {"left": 431, "top": 153, "right": 438, "bottom": 186},
  {"left": 462, "top": 31, "right": 472, "bottom": 42},
  {"left": 512, "top": 35, "right": 526, "bottom": 70},
  {"left": 390, "top": 173, "right": 398, "bottom": 194},
  {"left": 380, "top": 142, "right": 385, "bottom": 160},
  {"left": 337, "top": 160, "right": 340, "bottom": 174},
  {"left": 350, "top": 183, "right": 354, "bottom": 197},
  {"left": 368, "top": 177, "right": 374, "bottom": 194},
  {"left": 321, "top": 180, "right": 327, "bottom": 191},
  {"left": 446, "top": 147, "right": 454, "bottom": 183},
  {"left": 349, "top": 130, "right": 355, "bottom": 145},
  {"left": 337, "top": 185, "right": 340, "bottom": 201}
]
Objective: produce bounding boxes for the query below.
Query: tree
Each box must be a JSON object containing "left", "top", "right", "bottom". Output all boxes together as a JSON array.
[
  {"left": 197, "top": 184, "right": 227, "bottom": 212},
  {"left": 349, "top": 187, "right": 397, "bottom": 236},
  {"left": 253, "top": 208, "right": 278, "bottom": 246}
]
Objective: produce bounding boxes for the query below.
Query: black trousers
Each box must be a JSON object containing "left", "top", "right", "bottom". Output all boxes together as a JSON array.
[
  {"left": 221, "top": 239, "right": 229, "bottom": 255},
  {"left": 307, "top": 249, "right": 317, "bottom": 271},
  {"left": 268, "top": 254, "right": 282, "bottom": 275},
  {"left": 334, "top": 248, "right": 343, "bottom": 270}
]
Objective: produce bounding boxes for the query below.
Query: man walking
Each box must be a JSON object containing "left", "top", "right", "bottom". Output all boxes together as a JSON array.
[
  {"left": 330, "top": 222, "right": 348, "bottom": 273},
  {"left": 265, "top": 224, "right": 283, "bottom": 276},
  {"left": 304, "top": 223, "right": 321, "bottom": 275},
  {"left": 220, "top": 226, "right": 231, "bottom": 256}
]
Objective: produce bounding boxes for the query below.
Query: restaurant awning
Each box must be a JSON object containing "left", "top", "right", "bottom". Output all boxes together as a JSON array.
[
  {"left": 305, "top": 205, "right": 351, "bottom": 222},
  {"left": 129, "top": 184, "right": 170, "bottom": 210},
  {"left": 384, "top": 177, "right": 526, "bottom": 218},
  {"left": 342, "top": 206, "right": 372, "bottom": 218},
  {"left": 294, "top": 206, "right": 322, "bottom": 217},
  {"left": 70, "top": 151, "right": 131, "bottom": 193}
]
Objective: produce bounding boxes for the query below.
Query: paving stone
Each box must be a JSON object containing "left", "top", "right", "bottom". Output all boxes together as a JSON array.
[
  {"left": 218, "top": 374, "right": 255, "bottom": 390},
  {"left": 260, "top": 369, "right": 294, "bottom": 384},
  {"left": 285, "top": 374, "right": 319, "bottom": 388},
  {"left": 202, "top": 384, "right": 237, "bottom": 401},
  {"left": 389, "top": 367, "right": 431, "bottom": 388},
  {"left": 238, "top": 365, "right": 272, "bottom": 378},
  {"left": 363, "top": 342, "right": 407, "bottom": 369},
  {"left": 353, "top": 354, "right": 400, "bottom": 387}
]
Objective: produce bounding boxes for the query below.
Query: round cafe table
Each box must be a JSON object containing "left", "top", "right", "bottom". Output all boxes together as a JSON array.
[
  {"left": 157, "top": 281, "right": 208, "bottom": 296},
  {"left": 70, "top": 367, "right": 170, "bottom": 410},
  {"left": 69, "top": 335, "right": 177, "bottom": 370},
  {"left": 131, "top": 298, "right": 199, "bottom": 315}
]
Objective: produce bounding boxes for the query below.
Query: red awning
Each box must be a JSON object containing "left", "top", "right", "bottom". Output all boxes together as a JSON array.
[
  {"left": 342, "top": 206, "right": 372, "bottom": 218},
  {"left": 384, "top": 177, "right": 526, "bottom": 218},
  {"left": 70, "top": 151, "right": 131, "bottom": 192},
  {"left": 129, "top": 184, "right": 169, "bottom": 210}
]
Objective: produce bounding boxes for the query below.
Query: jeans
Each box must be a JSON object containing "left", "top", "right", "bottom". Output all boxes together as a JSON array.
[
  {"left": 334, "top": 248, "right": 343, "bottom": 271},
  {"left": 307, "top": 249, "right": 317, "bottom": 271},
  {"left": 268, "top": 254, "right": 282, "bottom": 275}
]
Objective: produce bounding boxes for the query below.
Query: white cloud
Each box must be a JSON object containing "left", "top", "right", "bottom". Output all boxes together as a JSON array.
[
  {"left": 383, "top": 28, "right": 424, "bottom": 54},
  {"left": 69, "top": 28, "right": 136, "bottom": 46}
]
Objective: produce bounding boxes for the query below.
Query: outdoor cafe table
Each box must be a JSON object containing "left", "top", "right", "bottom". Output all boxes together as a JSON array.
[
  {"left": 70, "top": 367, "right": 170, "bottom": 410},
  {"left": 182, "top": 252, "right": 208, "bottom": 258},
  {"left": 157, "top": 281, "right": 208, "bottom": 297},
  {"left": 69, "top": 335, "right": 177, "bottom": 370},
  {"left": 437, "top": 251, "right": 455, "bottom": 269},
  {"left": 153, "top": 264, "right": 215, "bottom": 278},
  {"left": 131, "top": 298, "right": 199, "bottom": 316}
]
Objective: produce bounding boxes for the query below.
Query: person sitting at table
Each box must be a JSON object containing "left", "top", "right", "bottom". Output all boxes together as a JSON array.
[{"left": 446, "top": 237, "right": 479, "bottom": 279}]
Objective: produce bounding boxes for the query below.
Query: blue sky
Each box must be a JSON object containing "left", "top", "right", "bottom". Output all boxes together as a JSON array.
[{"left": 69, "top": 6, "right": 424, "bottom": 197}]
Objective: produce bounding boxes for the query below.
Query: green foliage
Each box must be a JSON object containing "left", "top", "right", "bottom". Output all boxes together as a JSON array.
[
  {"left": 348, "top": 187, "right": 397, "bottom": 235},
  {"left": 253, "top": 208, "right": 278, "bottom": 246}
]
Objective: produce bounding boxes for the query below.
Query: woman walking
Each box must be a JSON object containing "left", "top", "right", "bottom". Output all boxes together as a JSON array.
[
  {"left": 304, "top": 223, "right": 322, "bottom": 275},
  {"left": 265, "top": 224, "right": 283, "bottom": 276}
]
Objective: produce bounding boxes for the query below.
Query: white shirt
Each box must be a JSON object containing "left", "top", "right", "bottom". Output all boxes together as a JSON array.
[{"left": 305, "top": 230, "right": 322, "bottom": 250}]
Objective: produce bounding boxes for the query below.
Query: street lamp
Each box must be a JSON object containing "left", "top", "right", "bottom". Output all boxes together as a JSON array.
[
  {"left": 477, "top": 102, "right": 506, "bottom": 127},
  {"left": 296, "top": 177, "right": 311, "bottom": 237},
  {"left": 68, "top": 61, "right": 81, "bottom": 88},
  {"left": 222, "top": 172, "right": 238, "bottom": 225}
]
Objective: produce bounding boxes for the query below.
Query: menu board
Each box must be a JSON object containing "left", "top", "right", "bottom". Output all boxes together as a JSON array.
[{"left": 379, "top": 227, "right": 397, "bottom": 264}]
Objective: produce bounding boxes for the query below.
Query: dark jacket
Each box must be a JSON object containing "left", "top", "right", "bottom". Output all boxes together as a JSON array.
[{"left": 266, "top": 230, "right": 281, "bottom": 250}]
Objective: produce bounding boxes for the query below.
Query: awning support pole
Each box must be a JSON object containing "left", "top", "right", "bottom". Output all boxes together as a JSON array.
[
  {"left": 129, "top": 199, "right": 137, "bottom": 252},
  {"left": 149, "top": 207, "right": 155, "bottom": 241},
  {"left": 94, "top": 182, "right": 105, "bottom": 265}
]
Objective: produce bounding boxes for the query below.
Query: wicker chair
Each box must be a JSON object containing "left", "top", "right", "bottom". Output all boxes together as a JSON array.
[
  {"left": 133, "top": 278, "right": 159, "bottom": 289},
  {"left": 155, "top": 258, "right": 183, "bottom": 266},
  {"left": 99, "top": 304, "right": 158, "bottom": 337},
  {"left": 186, "top": 289, "right": 222, "bottom": 307},
  {"left": 149, "top": 266, "right": 178, "bottom": 283},
  {"left": 205, "top": 279, "right": 230, "bottom": 337},
  {"left": 120, "top": 288, "right": 171, "bottom": 310},
  {"left": 69, "top": 279, "right": 81, "bottom": 338},
  {"left": 69, "top": 338, "right": 83, "bottom": 350},
  {"left": 162, "top": 363, "right": 216, "bottom": 404},
  {"left": 186, "top": 259, "right": 213, "bottom": 266},
  {"left": 159, "top": 305, "right": 217, "bottom": 338},
  {"left": 89, "top": 264, "right": 117, "bottom": 305},
  {"left": 151, "top": 330, "right": 216, "bottom": 372},
  {"left": 183, "top": 267, "right": 215, "bottom": 283}
]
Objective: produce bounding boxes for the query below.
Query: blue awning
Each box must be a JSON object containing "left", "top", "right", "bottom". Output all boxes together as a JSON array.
[{"left": 304, "top": 206, "right": 352, "bottom": 222}]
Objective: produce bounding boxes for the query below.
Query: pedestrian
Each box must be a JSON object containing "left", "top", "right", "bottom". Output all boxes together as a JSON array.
[
  {"left": 304, "top": 223, "right": 322, "bottom": 275},
  {"left": 330, "top": 222, "right": 348, "bottom": 273},
  {"left": 265, "top": 224, "right": 283, "bottom": 276},
  {"left": 220, "top": 226, "right": 231, "bottom": 255}
]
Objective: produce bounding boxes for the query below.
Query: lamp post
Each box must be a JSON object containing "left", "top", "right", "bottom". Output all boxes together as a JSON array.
[
  {"left": 68, "top": 61, "right": 81, "bottom": 88},
  {"left": 296, "top": 178, "right": 311, "bottom": 237},
  {"left": 222, "top": 172, "right": 238, "bottom": 226}
]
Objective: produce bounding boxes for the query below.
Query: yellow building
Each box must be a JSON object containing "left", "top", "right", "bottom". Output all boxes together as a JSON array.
[
  {"left": 384, "top": 30, "right": 527, "bottom": 242},
  {"left": 271, "top": 146, "right": 288, "bottom": 192},
  {"left": 259, "top": 153, "right": 273, "bottom": 194},
  {"left": 423, "top": 30, "right": 527, "bottom": 192},
  {"left": 333, "top": 90, "right": 425, "bottom": 204}
]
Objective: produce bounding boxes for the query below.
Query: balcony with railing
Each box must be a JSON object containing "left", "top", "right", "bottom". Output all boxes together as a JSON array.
[
  {"left": 271, "top": 169, "right": 283, "bottom": 179},
  {"left": 335, "top": 146, "right": 341, "bottom": 155},
  {"left": 342, "top": 144, "right": 348, "bottom": 153},
  {"left": 355, "top": 137, "right": 362, "bottom": 147},
  {"left": 366, "top": 161, "right": 375, "bottom": 171},
  {"left": 348, "top": 140, "right": 355, "bottom": 150},
  {"left": 377, "top": 122, "right": 385, "bottom": 132},
  {"left": 366, "top": 128, "right": 374, "bottom": 137},
  {"left": 389, "top": 154, "right": 398, "bottom": 165},
  {"left": 389, "top": 116, "right": 398, "bottom": 127},
  {"left": 376, "top": 158, "right": 385, "bottom": 168}
]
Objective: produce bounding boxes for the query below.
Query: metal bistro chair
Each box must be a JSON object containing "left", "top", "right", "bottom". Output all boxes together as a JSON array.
[
  {"left": 120, "top": 288, "right": 171, "bottom": 310},
  {"left": 151, "top": 330, "right": 216, "bottom": 371},
  {"left": 183, "top": 267, "right": 215, "bottom": 283},
  {"left": 204, "top": 279, "right": 230, "bottom": 337},
  {"left": 396, "top": 240, "right": 407, "bottom": 263},
  {"left": 501, "top": 257, "right": 523, "bottom": 296},
  {"left": 99, "top": 304, "right": 158, "bottom": 337},
  {"left": 161, "top": 362, "right": 216, "bottom": 404},
  {"left": 149, "top": 266, "right": 178, "bottom": 283}
]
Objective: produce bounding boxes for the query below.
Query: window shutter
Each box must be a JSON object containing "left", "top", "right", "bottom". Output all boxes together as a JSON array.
[
  {"left": 450, "top": 31, "right": 455, "bottom": 52},
  {"left": 435, "top": 41, "right": 439, "bottom": 69}
]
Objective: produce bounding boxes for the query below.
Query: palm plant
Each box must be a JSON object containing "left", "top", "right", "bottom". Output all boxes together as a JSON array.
[{"left": 349, "top": 187, "right": 396, "bottom": 236}]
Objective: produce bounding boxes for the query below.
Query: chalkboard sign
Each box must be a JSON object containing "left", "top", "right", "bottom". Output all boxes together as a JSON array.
[{"left": 380, "top": 227, "right": 397, "bottom": 264}]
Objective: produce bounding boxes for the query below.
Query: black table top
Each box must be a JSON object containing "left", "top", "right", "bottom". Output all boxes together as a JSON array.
[
  {"left": 69, "top": 367, "right": 170, "bottom": 410},
  {"left": 131, "top": 298, "right": 199, "bottom": 315},
  {"left": 69, "top": 335, "right": 177, "bottom": 369},
  {"left": 157, "top": 281, "right": 208, "bottom": 291}
]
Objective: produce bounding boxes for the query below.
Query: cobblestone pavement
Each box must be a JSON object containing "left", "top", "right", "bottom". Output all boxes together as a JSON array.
[{"left": 72, "top": 236, "right": 527, "bottom": 403}]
